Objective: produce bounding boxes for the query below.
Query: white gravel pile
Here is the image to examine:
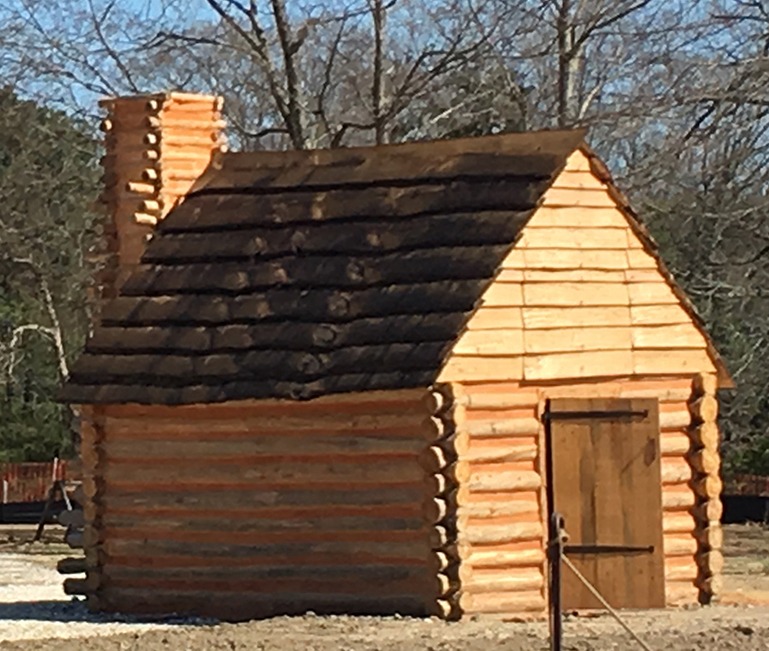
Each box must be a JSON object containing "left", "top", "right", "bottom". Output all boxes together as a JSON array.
[{"left": 0, "top": 553, "right": 201, "bottom": 642}]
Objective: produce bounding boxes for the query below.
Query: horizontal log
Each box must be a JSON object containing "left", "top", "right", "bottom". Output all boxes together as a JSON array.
[
  {"left": 658, "top": 409, "right": 692, "bottom": 431},
  {"left": 125, "top": 181, "right": 156, "bottom": 195},
  {"left": 133, "top": 212, "right": 159, "bottom": 227},
  {"left": 457, "top": 498, "right": 540, "bottom": 519},
  {"left": 660, "top": 458, "right": 691, "bottom": 485},
  {"left": 66, "top": 530, "right": 84, "bottom": 549},
  {"left": 663, "top": 534, "right": 698, "bottom": 557},
  {"left": 103, "top": 537, "right": 431, "bottom": 563},
  {"left": 695, "top": 523, "right": 723, "bottom": 550},
  {"left": 458, "top": 520, "right": 543, "bottom": 545},
  {"left": 63, "top": 576, "right": 99, "bottom": 596},
  {"left": 687, "top": 448, "right": 721, "bottom": 475},
  {"left": 104, "top": 563, "right": 429, "bottom": 584},
  {"left": 104, "top": 434, "right": 427, "bottom": 460},
  {"left": 465, "top": 418, "right": 540, "bottom": 438},
  {"left": 699, "top": 550, "right": 724, "bottom": 576},
  {"left": 464, "top": 470, "right": 542, "bottom": 494},
  {"left": 689, "top": 395, "right": 718, "bottom": 424},
  {"left": 458, "top": 443, "right": 538, "bottom": 464},
  {"left": 424, "top": 498, "right": 448, "bottom": 524},
  {"left": 460, "top": 568, "right": 543, "bottom": 593},
  {"left": 433, "top": 599, "right": 453, "bottom": 619},
  {"left": 660, "top": 433, "right": 691, "bottom": 456},
  {"left": 57, "top": 557, "right": 88, "bottom": 575},
  {"left": 697, "top": 573, "right": 723, "bottom": 595},
  {"left": 663, "top": 512, "right": 695, "bottom": 534},
  {"left": 139, "top": 198, "right": 162, "bottom": 213},
  {"left": 102, "top": 525, "right": 428, "bottom": 546},
  {"left": 103, "top": 482, "right": 425, "bottom": 511},
  {"left": 693, "top": 373, "right": 717, "bottom": 397},
  {"left": 58, "top": 509, "right": 85, "bottom": 527},
  {"left": 425, "top": 473, "right": 449, "bottom": 496},
  {"left": 104, "top": 457, "right": 425, "bottom": 485},
  {"left": 618, "top": 385, "right": 694, "bottom": 402},
  {"left": 430, "top": 526, "right": 449, "bottom": 549},
  {"left": 458, "top": 590, "right": 546, "bottom": 615},
  {"left": 694, "top": 499, "right": 724, "bottom": 524},
  {"left": 435, "top": 573, "right": 456, "bottom": 597},
  {"left": 429, "top": 551, "right": 451, "bottom": 573},
  {"left": 661, "top": 487, "right": 695, "bottom": 510},
  {"left": 665, "top": 581, "right": 699, "bottom": 606},
  {"left": 103, "top": 401, "right": 437, "bottom": 425},
  {"left": 423, "top": 391, "right": 448, "bottom": 416},
  {"left": 665, "top": 559, "right": 699, "bottom": 582},
  {"left": 95, "top": 587, "right": 427, "bottom": 619},
  {"left": 463, "top": 546, "right": 544, "bottom": 569},
  {"left": 692, "top": 475, "right": 723, "bottom": 499},
  {"left": 105, "top": 572, "right": 430, "bottom": 598},
  {"left": 420, "top": 446, "right": 449, "bottom": 474},
  {"left": 459, "top": 390, "right": 538, "bottom": 410},
  {"left": 102, "top": 511, "right": 425, "bottom": 535},
  {"left": 689, "top": 423, "right": 720, "bottom": 451}
]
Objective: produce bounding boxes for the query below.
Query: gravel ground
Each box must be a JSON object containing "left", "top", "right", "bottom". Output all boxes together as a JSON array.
[{"left": 1, "top": 524, "right": 769, "bottom": 650}]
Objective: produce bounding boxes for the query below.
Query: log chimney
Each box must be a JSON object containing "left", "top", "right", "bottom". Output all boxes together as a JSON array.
[{"left": 93, "top": 92, "right": 226, "bottom": 310}]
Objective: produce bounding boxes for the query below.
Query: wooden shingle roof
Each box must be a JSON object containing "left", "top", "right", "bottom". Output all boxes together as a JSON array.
[{"left": 61, "top": 129, "right": 586, "bottom": 404}]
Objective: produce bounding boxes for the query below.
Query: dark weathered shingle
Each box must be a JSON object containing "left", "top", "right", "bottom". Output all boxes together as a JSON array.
[{"left": 61, "top": 129, "right": 586, "bottom": 404}]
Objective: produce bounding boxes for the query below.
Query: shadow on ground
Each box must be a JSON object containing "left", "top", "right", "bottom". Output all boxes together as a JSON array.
[{"left": 0, "top": 600, "right": 215, "bottom": 626}]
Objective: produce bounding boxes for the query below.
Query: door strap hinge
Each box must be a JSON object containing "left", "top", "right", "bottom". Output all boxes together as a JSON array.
[
  {"left": 564, "top": 544, "right": 654, "bottom": 555},
  {"left": 544, "top": 409, "right": 649, "bottom": 422}
]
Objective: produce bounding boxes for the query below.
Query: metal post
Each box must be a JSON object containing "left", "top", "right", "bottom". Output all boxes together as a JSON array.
[{"left": 549, "top": 511, "right": 564, "bottom": 651}]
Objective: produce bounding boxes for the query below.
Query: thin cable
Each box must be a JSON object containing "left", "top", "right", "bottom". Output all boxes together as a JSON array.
[{"left": 560, "top": 553, "right": 655, "bottom": 651}]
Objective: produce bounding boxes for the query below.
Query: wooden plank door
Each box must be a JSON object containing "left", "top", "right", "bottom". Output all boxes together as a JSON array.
[{"left": 548, "top": 398, "right": 665, "bottom": 609}]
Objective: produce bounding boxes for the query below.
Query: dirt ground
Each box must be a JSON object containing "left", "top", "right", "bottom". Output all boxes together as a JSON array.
[{"left": 2, "top": 524, "right": 769, "bottom": 650}]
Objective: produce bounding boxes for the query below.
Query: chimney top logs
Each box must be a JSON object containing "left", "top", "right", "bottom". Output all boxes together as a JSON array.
[{"left": 92, "top": 92, "right": 226, "bottom": 312}]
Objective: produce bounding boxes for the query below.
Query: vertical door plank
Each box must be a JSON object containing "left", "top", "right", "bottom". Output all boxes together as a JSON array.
[{"left": 550, "top": 397, "right": 665, "bottom": 610}]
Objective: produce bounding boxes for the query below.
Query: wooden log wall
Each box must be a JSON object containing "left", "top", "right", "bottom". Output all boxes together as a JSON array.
[
  {"left": 439, "top": 149, "right": 719, "bottom": 385},
  {"left": 449, "top": 377, "right": 709, "bottom": 618},
  {"left": 688, "top": 373, "right": 723, "bottom": 603},
  {"left": 422, "top": 385, "right": 463, "bottom": 619},
  {"left": 452, "top": 382, "right": 546, "bottom": 618},
  {"left": 71, "top": 389, "right": 454, "bottom": 620},
  {"left": 91, "top": 92, "right": 225, "bottom": 314}
]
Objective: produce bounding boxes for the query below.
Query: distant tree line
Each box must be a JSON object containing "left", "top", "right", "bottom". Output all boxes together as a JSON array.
[{"left": 1, "top": 0, "right": 768, "bottom": 473}]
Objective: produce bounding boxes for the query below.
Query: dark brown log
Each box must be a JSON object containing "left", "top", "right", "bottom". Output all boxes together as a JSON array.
[
  {"left": 99, "top": 281, "right": 485, "bottom": 327},
  {"left": 145, "top": 211, "right": 529, "bottom": 264},
  {"left": 57, "top": 557, "right": 88, "bottom": 575},
  {"left": 120, "top": 246, "right": 509, "bottom": 296},
  {"left": 193, "top": 130, "right": 579, "bottom": 193},
  {"left": 85, "top": 313, "right": 469, "bottom": 354},
  {"left": 69, "top": 342, "right": 446, "bottom": 385},
  {"left": 688, "top": 395, "right": 718, "bottom": 424},
  {"left": 58, "top": 509, "right": 85, "bottom": 528},
  {"left": 63, "top": 575, "right": 99, "bottom": 595}
]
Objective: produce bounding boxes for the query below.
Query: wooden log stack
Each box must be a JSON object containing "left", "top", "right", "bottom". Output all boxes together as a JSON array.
[
  {"left": 64, "top": 406, "right": 105, "bottom": 606},
  {"left": 688, "top": 373, "right": 723, "bottom": 603},
  {"left": 90, "top": 92, "right": 225, "bottom": 316},
  {"left": 452, "top": 383, "right": 546, "bottom": 619},
  {"left": 422, "top": 384, "right": 462, "bottom": 619}
]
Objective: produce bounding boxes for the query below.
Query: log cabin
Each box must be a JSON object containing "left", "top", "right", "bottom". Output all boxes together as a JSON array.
[{"left": 59, "top": 92, "right": 732, "bottom": 620}]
